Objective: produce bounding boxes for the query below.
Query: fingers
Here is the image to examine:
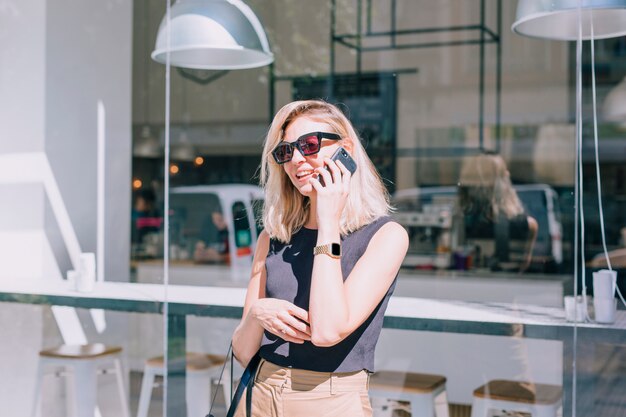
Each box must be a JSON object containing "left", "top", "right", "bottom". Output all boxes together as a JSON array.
[
  {"left": 324, "top": 158, "right": 342, "bottom": 185},
  {"left": 335, "top": 160, "right": 352, "bottom": 191},
  {"left": 276, "top": 328, "right": 309, "bottom": 344},
  {"left": 269, "top": 321, "right": 310, "bottom": 343},
  {"left": 281, "top": 312, "right": 311, "bottom": 335},
  {"left": 315, "top": 165, "right": 333, "bottom": 187},
  {"left": 309, "top": 175, "right": 323, "bottom": 191},
  {"left": 288, "top": 304, "right": 310, "bottom": 324}
]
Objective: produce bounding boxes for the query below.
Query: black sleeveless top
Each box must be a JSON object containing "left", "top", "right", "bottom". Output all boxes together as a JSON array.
[{"left": 259, "top": 216, "right": 397, "bottom": 373}]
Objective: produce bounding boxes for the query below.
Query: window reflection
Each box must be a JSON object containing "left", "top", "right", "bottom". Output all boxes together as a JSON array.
[
  {"left": 131, "top": 188, "right": 163, "bottom": 259},
  {"left": 165, "top": 186, "right": 263, "bottom": 267},
  {"left": 393, "top": 154, "right": 565, "bottom": 275}
]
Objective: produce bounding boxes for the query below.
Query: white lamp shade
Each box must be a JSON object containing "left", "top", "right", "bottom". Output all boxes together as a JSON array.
[
  {"left": 512, "top": 0, "right": 626, "bottom": 40},
  {"left": 152, "top": 0, "right": 274, "bottom": 70},
  {"left": 171, "top": 144, "right": 197, "bottom": 161},
  {"left": 133, "top": 127, "right": 163, "bottom": 158},
  {"left": 603, "top": 76, "right": 626, "bottom": 122}
]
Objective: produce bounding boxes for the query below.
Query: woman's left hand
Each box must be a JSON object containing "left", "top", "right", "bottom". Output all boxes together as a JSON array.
[{"left": 310, "top": 158, "right": 352, "bottom": 230}]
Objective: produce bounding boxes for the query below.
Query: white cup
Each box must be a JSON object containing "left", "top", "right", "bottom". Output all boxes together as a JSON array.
[
  {"left": 594, "top": 297, "right": 617, "bottom": 324},
  {"left": 76, "top": 252, "right": 96, "bottom": 293},
  {"left": 593, "top": 269, "right": 617, "bottom": 299},
  {"left": 564, "top": 295, "right": 586, "bottom": 322}
]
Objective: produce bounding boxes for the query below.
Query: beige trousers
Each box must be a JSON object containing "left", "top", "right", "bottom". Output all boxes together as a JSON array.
[{"left": 233, "top": 359, "right": 373, "bottom": 417}]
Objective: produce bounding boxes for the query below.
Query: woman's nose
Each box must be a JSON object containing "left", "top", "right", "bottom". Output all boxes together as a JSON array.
[{"left": 290, "top": 147, "right": 306, "bottom": 163}]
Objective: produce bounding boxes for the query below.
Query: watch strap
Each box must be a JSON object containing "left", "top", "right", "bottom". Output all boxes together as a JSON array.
[{"left": 313, "top": 243, "right": 341, "bottom": 258}]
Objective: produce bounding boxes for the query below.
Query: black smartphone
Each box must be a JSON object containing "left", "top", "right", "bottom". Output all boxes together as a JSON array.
[{"left": 319, "top": 147, "right": 357, "bottom": 186}]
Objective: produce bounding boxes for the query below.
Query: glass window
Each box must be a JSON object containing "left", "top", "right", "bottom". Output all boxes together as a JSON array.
[{"left": 1, "top": 1, "right": 624, "bottom": 416}]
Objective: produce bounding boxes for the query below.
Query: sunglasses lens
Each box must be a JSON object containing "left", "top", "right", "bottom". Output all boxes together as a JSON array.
[
  {"left": 273, "top": 143, "right": 293, "bottom": 163},
  {"left": 299, "top": 135, "right": 320, "bottom": 155}
]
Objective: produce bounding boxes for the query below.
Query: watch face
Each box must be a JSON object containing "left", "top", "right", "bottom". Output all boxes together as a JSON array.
[{"left": 331, "top": 243, "right": 341, "bottom": 257}]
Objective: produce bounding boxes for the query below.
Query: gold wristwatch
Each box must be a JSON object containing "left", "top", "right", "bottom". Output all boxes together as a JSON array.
[{"left": 313, "top": 243, "right": 341, "bottom": 259}]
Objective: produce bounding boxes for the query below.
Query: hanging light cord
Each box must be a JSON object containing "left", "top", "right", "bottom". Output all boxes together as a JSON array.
[
  {"left": 571, "top": 3, "right": 583, "bottom": 415},
  {"left": 589, "top": 12, "right": 626, "bottom": 309},
  {"left": 577, "top": 7, "right": 588, "bottom": 323},
  {"left": 162, "top": 0, "right": 172, "bottom": 416}
]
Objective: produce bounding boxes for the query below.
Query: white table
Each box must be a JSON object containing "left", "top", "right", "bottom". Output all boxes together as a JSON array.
[{"left": 0, "top": 279, "right": 624, "bottom": 416}]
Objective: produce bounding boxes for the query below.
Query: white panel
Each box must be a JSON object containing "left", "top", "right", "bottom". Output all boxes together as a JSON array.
[{"left": 0, "top": 0, "right": 46, "bottom": 154}]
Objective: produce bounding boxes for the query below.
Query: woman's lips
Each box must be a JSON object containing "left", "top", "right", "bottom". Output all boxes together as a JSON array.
[{"left": 296, "top": 172, "right": 317, "bottom": 183}]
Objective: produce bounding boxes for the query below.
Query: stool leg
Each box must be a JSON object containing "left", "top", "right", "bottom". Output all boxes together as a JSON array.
[
  {"left": 187, "top": 370, "right": 211, "bottom": 417},
  {"left": 221, "top": 364, "right": 231, "bottom": 409},
  {"left": 533, "top": 401, "right": 561, "bottom": 417},
  {"left": 470, "top": 397, "right": 488, "bottom": 417},
  {"left": 434, "top": 388, "right": 450, "bottom": 417},
  {"left": 73, "top": 360, "right": 98, "bottom": 417},
  {"left": 30, "top": 360, "right": 45, "bottom": 417},
  {"left": 410, "top": 393, "right": 435, "bottom": 417},
  {"left": 66, "top": 369, "right": 77, "bottom": 417},
  {"left": 136, "top": 366, "right": 158, "bottom": 417},
  {"left": 113, "top": 358, "right": 131, "bottom": 417}
]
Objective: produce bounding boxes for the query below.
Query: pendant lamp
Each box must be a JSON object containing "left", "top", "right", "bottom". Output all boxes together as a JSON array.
[
  {"left": 512, "top": 0, "right": 626, "bottom": 40},
  {"left": 133, "top": 126, "right": 163, "bottom": 158},
  {"left": 152, "top": 0, "right": 274, "bottom": 70}
]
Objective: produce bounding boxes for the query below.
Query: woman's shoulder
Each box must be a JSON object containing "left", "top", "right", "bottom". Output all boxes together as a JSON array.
[
  {"left": 352, "top": 216, "right": 408, "bottom": 256},
  {"left": 372, "top": 217, "right": 408, "bottom": 240},
  {"left": 352, "top": 215, "right": 405, "bottom": 239}
]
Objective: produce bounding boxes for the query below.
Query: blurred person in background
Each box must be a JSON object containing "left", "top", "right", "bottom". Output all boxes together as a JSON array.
[{"left": 458, "top": 153, "right": 538, "bottom": 272}]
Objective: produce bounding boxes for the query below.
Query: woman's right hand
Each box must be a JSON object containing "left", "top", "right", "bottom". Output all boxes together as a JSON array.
[{"left": 252, "top": 298, "right": 311, "bottom": 344}]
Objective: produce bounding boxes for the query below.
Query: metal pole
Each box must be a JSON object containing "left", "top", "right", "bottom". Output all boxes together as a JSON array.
[
  {"left": 329, "top": 0, "right": 336, "bottom": 100},
  {"left": 496, "top": 0, "right": 502, "bottom": 153},
  {"left": 268, "top": 62, "right": 275, "bottom": 123},
  {"left": 479, "top": 0, "right": 486, "bottom": 151},
  {"left": 391, "top": 0, "right": 397, "bottom": 48},
  {"left": 357, "top": 0, "right": 363, "bottom": 74},
  {"left": 367, "top": 0, "right": 372, "bottom": 34}
]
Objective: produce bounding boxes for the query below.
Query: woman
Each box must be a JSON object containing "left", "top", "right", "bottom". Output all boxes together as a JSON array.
[
  {"left": 458, "top": 153, "right": 538, "bottom": 272},
  {"left": 231, "top": 100, "right": 408, "bottom": 416}
]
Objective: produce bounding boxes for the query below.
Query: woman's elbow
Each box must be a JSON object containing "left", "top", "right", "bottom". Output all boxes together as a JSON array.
[
  {"left": 232, "top": 345, "right": 252, "bottom": 368},
  {"left": 310, "top": 330, "right": 345, "bottom": 347}
]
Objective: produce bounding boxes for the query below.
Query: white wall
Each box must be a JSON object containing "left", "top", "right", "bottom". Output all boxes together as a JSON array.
[
  {"left": 0, "top": 0, "right": 133, "bottom": 414},
  {"left": 45, "top": 0, "right": 132, "bottom": 280},
  {"left": 0, "top": 0, "right": 46, "bottom": 154}
]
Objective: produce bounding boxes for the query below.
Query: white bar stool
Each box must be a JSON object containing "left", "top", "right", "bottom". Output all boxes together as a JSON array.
[
  {"left": 31, "top": 343, "right": 130, "bottom": 417},
  {"left": 136, "top": 353, "right": 229, "bottom": 417},
  {"left": 369, "top": 370, "right": 450, "bottom": 417},
  {"left": 471, "top": 380, "right": 562, "bottom": 417}
]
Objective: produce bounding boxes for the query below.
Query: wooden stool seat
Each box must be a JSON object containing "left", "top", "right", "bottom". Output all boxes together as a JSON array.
[
  {"left": 145, "top": 353, "right": 226, "bottom": 371},
  {"left": 39, "top": 343, "right": 122, "bottom": 359},
  {"left": 370, "top": 370, "right": 447, "bottom": 394},
  {"left": 33, "top": 344, "right": 129, "bottom": 417},
  {"left": 473, "top": 380, "right": 562, "bottom": 405},
  {"left": 369, "top": 371, "right": 450, "bottom": 417}
]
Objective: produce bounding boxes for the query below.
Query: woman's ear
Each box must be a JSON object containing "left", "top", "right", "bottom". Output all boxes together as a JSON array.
[{"left": 343, "top": 137, "right": 355, "bottom": 154}]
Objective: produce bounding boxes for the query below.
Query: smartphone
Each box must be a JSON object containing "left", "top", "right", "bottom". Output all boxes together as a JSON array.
[{"left": 319, "top": 147, "right": 357, "bottom": 186}]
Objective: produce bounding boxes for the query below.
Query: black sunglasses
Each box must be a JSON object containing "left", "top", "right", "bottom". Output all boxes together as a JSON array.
[{"left": 272, "top": 131, "right": 341, "bottom": 164}]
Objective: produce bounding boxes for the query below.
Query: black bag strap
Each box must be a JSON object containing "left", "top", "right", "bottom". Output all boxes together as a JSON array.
[
  {"left": 207, "top": 343, "right": 232, "bottom": 417},
  {"left": 207, "top": 343, "right": 261, "bottom": 417},
  {"left": 226, "top": 352, "right": 261, "bottom": 417}
]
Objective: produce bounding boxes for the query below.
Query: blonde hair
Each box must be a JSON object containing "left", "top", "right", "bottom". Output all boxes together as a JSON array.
[
  {"left": 458, "top": 153, "right": 524, "bottom": 220},
  {"left": 260, "top": 100, "right": 391, "bottom": 243}
]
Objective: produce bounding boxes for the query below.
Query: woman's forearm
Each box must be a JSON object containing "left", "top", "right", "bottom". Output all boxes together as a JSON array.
[
  {"left": 232, "top": 304, "right": 264, "bottom": 367},
  {"left": 308, "top": 226, "right": 350, "bottom": 346}
]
